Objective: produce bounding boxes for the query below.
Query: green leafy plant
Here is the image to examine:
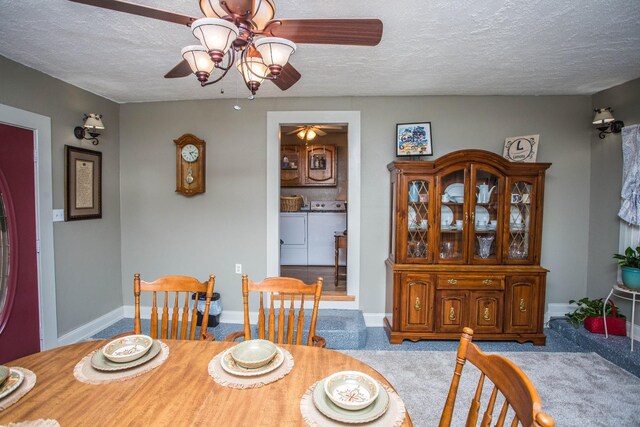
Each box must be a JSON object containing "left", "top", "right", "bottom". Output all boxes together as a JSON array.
[
  {"left": 613, "top": 246, "right": 640, "bottom": 268},
  {"left": 565, "top": 297, "right": 625, "bottom": 327}
]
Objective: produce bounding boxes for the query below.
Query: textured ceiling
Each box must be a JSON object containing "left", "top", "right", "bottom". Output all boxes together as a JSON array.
[{"left": 1, "top": 0, "right": 639, "bottom": 103}]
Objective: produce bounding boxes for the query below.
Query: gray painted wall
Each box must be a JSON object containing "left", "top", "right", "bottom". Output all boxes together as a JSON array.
[
  {"left": 120, "top": 95, "right": 591, "bottom": 314},
  {"left": 0, "top": 56, "right": 122, "bottom": 336},
  {"left": 589, "top": 78, "right": 640, "bottom": 320}
]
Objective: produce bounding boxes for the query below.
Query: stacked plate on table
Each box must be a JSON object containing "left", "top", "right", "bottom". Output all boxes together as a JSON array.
[
  {"left": 0, "top": 364, "right": 24, "bottom": 401},
  {"left": 312, "top": 371, "right": 390, "bottom": 423},
  {"left": 220, "top": 339, "right": 284, "bottom": 377},
  {"left": 91, "top": 334, "right": 159, "bottom": 371}
]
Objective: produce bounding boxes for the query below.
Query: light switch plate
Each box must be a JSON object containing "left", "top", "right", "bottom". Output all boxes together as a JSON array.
[{"left": 52, "top": 209, "right": 64, "bottom": 222}]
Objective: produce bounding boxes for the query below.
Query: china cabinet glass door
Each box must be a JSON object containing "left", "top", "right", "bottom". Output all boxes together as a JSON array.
[
  {"left": 471, "top": 166, "right": 503, "bottom": 263},
  {"left": 506, "top": 178, "right": 536, "bottom": 263},
  {"left": 406, "top": 178, "right": 432, "bottom": 262},
  {"left": 438, "top": 168, "right": 466, "bottom": 263}
]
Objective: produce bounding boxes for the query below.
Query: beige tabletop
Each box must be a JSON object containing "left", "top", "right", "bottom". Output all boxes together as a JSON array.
[{"left": 0, "top": 340, "right": 412, "bottom": 426}]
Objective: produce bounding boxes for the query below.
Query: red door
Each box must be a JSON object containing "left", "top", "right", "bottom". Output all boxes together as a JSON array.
[{"left": 0, "top": 123, "right": 40, "bottom": 363}]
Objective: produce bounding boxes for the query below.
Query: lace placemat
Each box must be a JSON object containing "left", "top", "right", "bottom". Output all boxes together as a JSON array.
[
  {"left": 0, "top": 368, "right": 36, "bottom": 412},
  {"left": 0, "top": 420, "right": 60, "bottom": 427},
  {"left": 73, "top": 341, "right": 169, "bottom": 385},
  {"left": 208, "top": 348, "right": 294, "bottom": 389},
  {"left": 300, "top": 381, "right": 407, "bottom": 427}
]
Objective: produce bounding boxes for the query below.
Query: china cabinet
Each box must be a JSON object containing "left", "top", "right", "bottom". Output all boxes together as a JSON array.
[{"left": 385, "top": 150, "right": 550, "bottom": 345}]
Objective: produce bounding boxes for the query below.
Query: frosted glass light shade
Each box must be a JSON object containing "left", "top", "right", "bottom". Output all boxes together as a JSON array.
[
  {"left": 199, "top": 0, "right": 275, "bottom": 30},
  {"left": 297, "top": 129, "right": 316, "bottom": 141},
  {"left": 181, "top": 45, "right": 215, "bottom": 74},
  {"left": 191, "top": 18, "right": 239, "bottom": 57},
  {"left": 593, "top": 107, "right": 615, "bottom": 125},
  {"left": 254, "top": 37, "right": 296, "bottom": 68},
  {"left": 84, "top": 114, "right": 104, "bottom": 131},
  {"left": 238, "top": 55, "right": 269, "bottom": 84}
]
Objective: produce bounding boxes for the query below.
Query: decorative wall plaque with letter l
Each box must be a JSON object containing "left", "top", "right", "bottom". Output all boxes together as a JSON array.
[
  {"left": 65, "top": 145, "right": 102, "bottom": 221},
  {"left": 174, "top": 133, "right": 206, "bottom": 197},
  {"left": 503, "top": 134, "right": 539, "bottom": 162}
]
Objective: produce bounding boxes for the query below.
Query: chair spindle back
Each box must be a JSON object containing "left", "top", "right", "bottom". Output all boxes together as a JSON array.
[{"left": 134, "top": 273, "right": 215, "bottom": 341}]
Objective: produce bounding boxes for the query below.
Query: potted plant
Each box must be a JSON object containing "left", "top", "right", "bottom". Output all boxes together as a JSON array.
[
  {"left": 566, "top": 297, "right": 626, "bottom": 335},
  {"left": 613, "top": 246, "right": 640, "bottom": 289}
]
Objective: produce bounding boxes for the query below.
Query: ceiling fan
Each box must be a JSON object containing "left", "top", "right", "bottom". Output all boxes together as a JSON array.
[
  {"left": 69, "top": 0, "right": 383, "bottom": 96},
  {"left": 286, "top": 125, "right": 344, "bottom": 141}
]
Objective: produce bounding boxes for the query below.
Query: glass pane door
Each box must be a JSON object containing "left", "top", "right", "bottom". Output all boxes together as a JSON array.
[
  {"left": 507, "top": 180, "right": 534, "bottom": 261},
  {"left": 439, "top": 169, "right": 465, "bottom": 262},
  {"left": 407, "top": 179, "right": 430, "bottom": 261},
  {"left": 472, "top": 168, "right": 501, "bottom": 262}
]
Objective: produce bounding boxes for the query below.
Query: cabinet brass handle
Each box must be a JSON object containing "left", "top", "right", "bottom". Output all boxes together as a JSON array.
[
  {"left": 483, "top": 279, "right": 493, "bottom": 286},
  {"left": 447, "top": 278, "right": 458, "bottom": 285},
  {"left": 519, "top": 298, "right": 527, "bottom": 312},
  {"left": 449, "top": 306, "right": 456, "bottom": 321},
  {"left": 483, "top": 307, "right": 490, "bottom": 321},
  {"left": 414, "top": 297, "right": 421, "bottom": 311},
  {"left": 471, "top": 211, "right": 475, "bottom": 222},
  {"left": 464, "top": 212, "right": 468, "bottom": 222}
]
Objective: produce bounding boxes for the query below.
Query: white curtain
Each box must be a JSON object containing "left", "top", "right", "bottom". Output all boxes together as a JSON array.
[{"left": 619, "top": 124, "right": 640, "bottom": 225}]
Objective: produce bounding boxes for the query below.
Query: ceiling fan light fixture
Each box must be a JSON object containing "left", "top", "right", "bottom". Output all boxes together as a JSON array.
[
  {"left": 191, "top": 17, "right": 239, "bottom": 64},
  {"left": 251, "top": 0, "right": 276, "bottom": 30},
  {"left": 199, "top": 0, "right": 275, "bottom": 30},
  {"left": 238, "top": 54, "right": 269, "bottom": 95},
  {"left": 297, "top": 129, "right": 316, "bottom": 141},
  {"left": 254, "top": 37, "right": 296, "bottom": 76},
  {"left": 181, "top": 45, "right": 215, "bottom": 82}
]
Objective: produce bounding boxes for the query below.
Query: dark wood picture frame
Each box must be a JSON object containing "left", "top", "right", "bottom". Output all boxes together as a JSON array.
[
  {"left": 65, "top": 145, "right": 102, "bottom": 221},
  {"left": 396, "top": 122, "right": 433, "bottom": 157}
]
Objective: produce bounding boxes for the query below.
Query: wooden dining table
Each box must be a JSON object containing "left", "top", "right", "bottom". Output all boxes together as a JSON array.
[{"left": 0, "top": 340, "right": 412, "bottom": 426}]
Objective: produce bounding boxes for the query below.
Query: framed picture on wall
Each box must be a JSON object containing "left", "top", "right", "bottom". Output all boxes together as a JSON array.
[
  {"left": 503, "top": 134, "right": 539, "bottom": 162},
  {"left": 396, "top": 122, "right": 433, "bottom": 157},
  {"left": 65, "top": 145, "right": 102, "bottom": 221}
]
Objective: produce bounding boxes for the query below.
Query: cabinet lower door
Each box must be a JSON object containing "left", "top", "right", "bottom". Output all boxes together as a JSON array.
[
  {"left": 505, "top": 276, "right": 540, "bottom": 333},
  {"left": 470, "top": 291, "right": 503, "bottom": 333},
  {"left": 435, "top": 290, "right": 468, "bottom": 332},
  {"left": 401, "top": 274, "right": 435, "bottom": 331}
]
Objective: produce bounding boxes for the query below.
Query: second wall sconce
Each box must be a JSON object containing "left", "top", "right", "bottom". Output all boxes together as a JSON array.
[
  {"left": 74, "top": 113, "right": 105, "bottom": 145},
  {"left": 593, "top": 107, "right": 624, "bottom": 139}
]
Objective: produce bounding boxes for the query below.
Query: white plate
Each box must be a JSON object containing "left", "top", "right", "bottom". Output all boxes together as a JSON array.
[
  {"left": 0, "top": 369, "right": 24, "bottom": 400},
  {"left": 444, "top": 183, "right": 464, "bottom": 198},
  {"left": 312, "top": 379, "right": 390, "bottom": 424},
  {"left": 441, "top": 206, "right": 453, "bottom": 226},
  {"left": 510, "top": 206, "right": 523, "bottom": 224},
  {"left": 220, "top": 346, "right": 284, "bottom": 377},
  {"left": 475, "top": 206, "right": 490, "bottom": 225}
]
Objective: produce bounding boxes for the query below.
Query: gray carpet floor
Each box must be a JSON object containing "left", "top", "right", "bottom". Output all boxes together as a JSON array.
[{"left": 343, "top": 350, "right": 640, "bottom": 427}]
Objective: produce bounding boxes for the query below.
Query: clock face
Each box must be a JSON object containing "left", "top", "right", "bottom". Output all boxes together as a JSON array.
[{"left": 181, "top": 144, "right": 199, "bottom": 162}]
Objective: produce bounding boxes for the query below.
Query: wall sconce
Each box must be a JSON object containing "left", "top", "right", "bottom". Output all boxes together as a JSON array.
[
  {"left": 74, "top": 113, "right": 105, "bottom": 145},
  {"left": 593, "top": 107, "right": 624, "bottom": 139}
]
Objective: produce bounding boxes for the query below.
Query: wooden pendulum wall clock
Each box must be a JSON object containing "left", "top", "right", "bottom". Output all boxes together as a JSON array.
[{"left": 174, "top": 133, "right": 206, "bottom": 197}]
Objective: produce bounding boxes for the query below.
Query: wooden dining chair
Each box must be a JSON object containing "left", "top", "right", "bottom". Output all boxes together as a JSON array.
[
  {"left": 439, "top": 327, "right": 555, "bottom": 427},
  {"left": 225, "top": 274, "right": 326, "bottom": 347},
  {"left": 134, "top": 273, "right": 216, "bottom": 341}
]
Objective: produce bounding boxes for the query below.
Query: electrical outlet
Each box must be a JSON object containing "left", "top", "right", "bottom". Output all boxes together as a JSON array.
[
  {"left": 235, "top": 264, "right": 242, "bottom": 274},
  {"left": 52, "top": 209, "right": 64, "bottom": 222}
]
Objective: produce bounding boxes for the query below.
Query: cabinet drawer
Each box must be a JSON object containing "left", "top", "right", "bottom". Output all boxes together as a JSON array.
[{"left": 437, "top": 274, "right": 504, "bottom": 290}]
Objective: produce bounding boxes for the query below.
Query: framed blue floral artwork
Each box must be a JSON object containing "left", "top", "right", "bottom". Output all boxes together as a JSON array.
[{"left": 396, "top": 122, "right": 433, "bottom": 157}]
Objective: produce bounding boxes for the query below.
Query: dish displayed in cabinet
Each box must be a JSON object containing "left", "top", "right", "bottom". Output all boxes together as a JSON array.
[
  {"left": 444, "top": 183, "right": 464, "bottom": 199},
  {"left": 474, "top": 206, "right": 490, "bottom": 226},
  {"left": 441, "top": 205, "right": 453, "bottom": 226}
]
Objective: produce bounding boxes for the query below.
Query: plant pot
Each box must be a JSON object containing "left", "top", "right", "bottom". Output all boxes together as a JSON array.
[{"left": 621, "top": 266, "right": 640, "bottom": 289}]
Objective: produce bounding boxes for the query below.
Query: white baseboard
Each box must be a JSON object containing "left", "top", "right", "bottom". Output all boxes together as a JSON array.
[
  {"left": 123, "top": 305, "right": 245, "bottom": 325},
  {"left": 363, "top": 313, "right": 385, "bottom": 327},
  {"left": 57, "top": 307, "right": 124, "bottom": 347},
  {"left": 546, "top": 303, "right": 572, "bottom": 323}
]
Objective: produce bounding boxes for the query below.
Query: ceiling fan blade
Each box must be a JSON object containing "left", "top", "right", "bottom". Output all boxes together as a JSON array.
[
  {"left": 69, "top": 0, "right": 198, "bottom": 26},
  {"left": 266, "top": 19, "right": 383, "bottom": 46},
  {"left": 164, "top": 60, "right": 192, "bottom": 79},
  {"left": 285, "top": 128, "right": 303, "bottom": 135},
  {"left": 270, "top": 63, "right": 301, "bottom": 91},
  {"left": 313, "top": 128, "right": 327, "bottom": 136}
]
